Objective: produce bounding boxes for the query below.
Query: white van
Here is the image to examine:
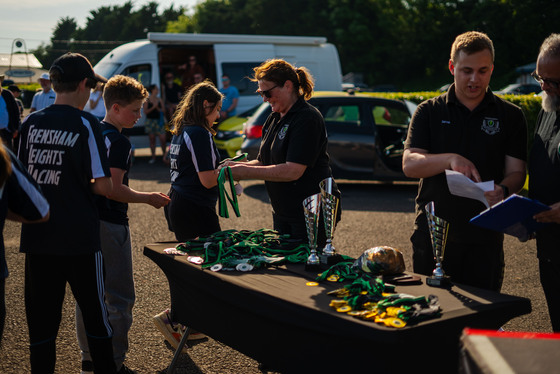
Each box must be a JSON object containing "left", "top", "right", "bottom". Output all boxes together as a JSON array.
[{"left": 94, "top": 32, "right": 342, "bottom": 120}]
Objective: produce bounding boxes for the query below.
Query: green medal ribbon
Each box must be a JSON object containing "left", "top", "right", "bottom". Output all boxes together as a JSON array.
[
  {"left": 217, "top": 166, "right": 241, "bottom": 218},
  {"left": 175, "top": 229, "right": 310, "bottom": 269}
]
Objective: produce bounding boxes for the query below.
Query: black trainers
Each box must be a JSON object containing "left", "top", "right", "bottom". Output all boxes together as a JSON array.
[{"left": 118, "top": 364, "right": 137, "bottom": 374}]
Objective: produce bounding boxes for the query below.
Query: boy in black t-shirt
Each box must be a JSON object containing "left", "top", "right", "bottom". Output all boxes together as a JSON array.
[
  {"left": 75, "top": 75, "right": 170, "bottom": 374},
  {"left": 17, "top": 53, "right": 116, "bottom": 373}
]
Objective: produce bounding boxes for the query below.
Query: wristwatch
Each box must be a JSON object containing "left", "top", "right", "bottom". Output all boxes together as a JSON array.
[{"left": 498, "top": 184, "right": 509, "bottom": 198}]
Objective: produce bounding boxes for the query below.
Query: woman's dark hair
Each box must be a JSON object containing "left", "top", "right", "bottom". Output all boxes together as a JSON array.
[
  {"left": 252, "top": 59, "right": 314, "bottom": 100},
  {"left": 170, "top": 80, "right": 223, "bottom": 136}
]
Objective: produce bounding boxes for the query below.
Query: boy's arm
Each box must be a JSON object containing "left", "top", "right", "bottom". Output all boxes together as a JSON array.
[
  {"left": 107, "top": 167, "right": 170, "bottom": 208},
  {"left": 91, "top": 176, "right": 113, "bottom": 196}
]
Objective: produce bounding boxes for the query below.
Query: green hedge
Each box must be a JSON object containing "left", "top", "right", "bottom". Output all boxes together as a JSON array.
[{"left": 369, "top": 91, "right": 542, "bottom": 146}]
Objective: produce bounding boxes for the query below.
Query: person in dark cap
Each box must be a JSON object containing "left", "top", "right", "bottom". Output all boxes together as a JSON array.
[
  {"left": 7, "top": 85, "right": 24, "bottom": 118},
  {"left": 17, "top": 52, "right": 117, "bottom": 373},
  {"left": 0, "top": 75, "right": 21, "bottom": 151}
]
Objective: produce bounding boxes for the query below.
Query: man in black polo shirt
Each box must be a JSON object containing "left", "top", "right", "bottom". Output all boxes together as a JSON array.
[
  {"left": 528, "top": 33, "right": 560, "bottom": 332},
  {"left": 403, "top": 31, "right": 527, "bottom": 292}
]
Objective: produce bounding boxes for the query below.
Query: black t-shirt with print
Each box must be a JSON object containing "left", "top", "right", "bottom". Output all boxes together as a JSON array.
[
  {"left": 169, "top": 124, "right": 220, "bottom": 207},
  {"left": 17, "top": 104, "right": 111, "bottom": 255}
]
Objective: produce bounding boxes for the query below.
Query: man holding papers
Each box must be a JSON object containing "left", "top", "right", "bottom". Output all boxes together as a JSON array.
[
  {"left": 528, "top": 33, "right": 560, "bottom": 332},
  {"left": 403, "top": 31, "right": 527, "bottom": 292}
]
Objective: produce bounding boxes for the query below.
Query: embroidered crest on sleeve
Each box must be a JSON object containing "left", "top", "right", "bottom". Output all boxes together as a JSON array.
[{"left": 481, "top": 117, "right": 500, "bottom": 135}]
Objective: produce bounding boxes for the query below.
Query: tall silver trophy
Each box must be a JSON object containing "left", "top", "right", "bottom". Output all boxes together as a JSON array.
[
  {"left": 319, "top": 177, "right": 343, "bottom": 267},
  {"left": 303, "top": 193, "right": 322, "bottom": 271},
  {"left": 425, "top": 201, "right": 451, "bottom": 287}
]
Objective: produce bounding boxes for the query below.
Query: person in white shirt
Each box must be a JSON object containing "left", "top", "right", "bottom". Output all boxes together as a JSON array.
[
  {"left": 83, "top": 82, "right": 106, "bottom": 120},
  {"left": 30, "top": 73, "right": 56, "bottom": 113}
]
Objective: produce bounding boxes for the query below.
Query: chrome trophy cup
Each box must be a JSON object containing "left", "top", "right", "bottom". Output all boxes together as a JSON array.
[
  {"left": 425, "top": 201, "right": 451, "bottom": 287},
  {"left": 303, "top": 193, "right": 322, "bottom": 271},
  {"left": 319, "top": 177, "right": 342, "bottom": 266}
]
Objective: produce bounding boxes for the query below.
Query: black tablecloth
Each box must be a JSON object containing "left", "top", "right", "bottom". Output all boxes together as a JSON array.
[{"left": 144, "top": 243, "right": 531, "bottom": 373}]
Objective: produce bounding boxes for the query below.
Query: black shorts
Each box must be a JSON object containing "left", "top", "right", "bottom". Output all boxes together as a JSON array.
[{"left": 164, "top": 187, "right": 221, "bottom": 241}]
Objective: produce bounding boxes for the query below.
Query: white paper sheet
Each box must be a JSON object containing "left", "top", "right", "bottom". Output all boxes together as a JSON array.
[{"left": 445, "top": 170, "right": 494, "bottom": 208}]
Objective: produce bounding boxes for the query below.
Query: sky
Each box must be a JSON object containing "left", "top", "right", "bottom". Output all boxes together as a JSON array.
[{"left": 1, "top": 0, "right": 199, "bottom": 54}]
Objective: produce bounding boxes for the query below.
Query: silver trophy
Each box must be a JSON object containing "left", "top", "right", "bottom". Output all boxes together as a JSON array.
[
  {"left": 319, "top": 177, "right": 342, "bottom": 266},
  {"left": 303, "top": 193, "right": 322, "bottom": 271},
  {"left": 425, "top": 201, "right": 451, "bottom": 287}
]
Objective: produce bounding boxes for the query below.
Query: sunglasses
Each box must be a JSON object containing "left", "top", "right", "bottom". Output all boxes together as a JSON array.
[
  {"left": 531, "top": 71, "right": 560, "bottom": 90},
  {"left": 257, "top": 85, "right": 278, "bottom": 98}
]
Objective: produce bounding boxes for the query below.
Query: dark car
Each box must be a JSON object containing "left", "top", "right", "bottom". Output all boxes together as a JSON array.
[{"left": 240, "top": 91, "right": 418, "bottom": 181}]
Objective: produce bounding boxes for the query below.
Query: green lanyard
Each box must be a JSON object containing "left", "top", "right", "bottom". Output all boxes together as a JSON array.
[
  {"left": 176, "top": 229, "right": 310, "bottom": 269},
  {"left": 217, "top": 166, "right": 240, "bottom": 218}
]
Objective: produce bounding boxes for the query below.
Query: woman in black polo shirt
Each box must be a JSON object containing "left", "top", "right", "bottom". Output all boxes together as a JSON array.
[{"left": 227, "top": 59, "right": 340, "bottom": 244}]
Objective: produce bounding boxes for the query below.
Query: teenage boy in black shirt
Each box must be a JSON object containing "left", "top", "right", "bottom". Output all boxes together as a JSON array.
[{"left": 17, "top": 52, "right": 116, "bottom": 373}]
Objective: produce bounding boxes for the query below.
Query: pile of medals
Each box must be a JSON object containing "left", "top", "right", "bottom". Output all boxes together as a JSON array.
[
  {"left": 317, "top": 261, "right": 441, "bottom": 328},
  {"left": 171, "top": 229, "right": 310, "bottom": 272}
]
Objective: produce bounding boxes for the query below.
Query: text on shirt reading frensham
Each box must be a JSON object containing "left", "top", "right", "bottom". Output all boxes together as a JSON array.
[
  {"left": 169, "top": 143, "right": 180, "bottom": 181},
  {"left": 25, "top": 125, "right": 80, "bottom": 186}
]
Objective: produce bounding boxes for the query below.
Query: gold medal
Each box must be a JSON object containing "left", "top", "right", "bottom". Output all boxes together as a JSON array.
[
  {"left": 329, "top": 300, "right": 348, "bottom": 308},
  {"left": 327, "top": 275, "right": 340, "bottom": 282},
  {"left": 336, "top": 305, "right": 352, "bottom": 313},
  {"left": 389, "top": 318, "right": 406, "bottom": 328}
]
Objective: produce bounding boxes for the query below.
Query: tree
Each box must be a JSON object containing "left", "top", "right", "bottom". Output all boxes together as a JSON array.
[
  {"left": 34, "top": 0, "right": 560, "bottom": 90},
  {"left": 33, "top": 2, "right": 186, "bottom": 67}
]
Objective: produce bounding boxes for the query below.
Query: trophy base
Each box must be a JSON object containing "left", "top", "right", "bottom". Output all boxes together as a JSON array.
[
  {"left": 426, "top": 275, "right": 451, "bottom": 288},
  {"left": 319, "top": 254, "right": 345, "bottom": 268},
  {"left": 305, "top": 262, "right": 322, "bottom": 272}
]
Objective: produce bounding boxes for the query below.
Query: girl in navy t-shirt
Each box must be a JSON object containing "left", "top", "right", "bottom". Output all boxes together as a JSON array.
[
  {"left": 164, "top": 81, "right": 223, "bottom": 241},
  {"left": 156, "top": 81, "right": 224, "bottom": 346}
]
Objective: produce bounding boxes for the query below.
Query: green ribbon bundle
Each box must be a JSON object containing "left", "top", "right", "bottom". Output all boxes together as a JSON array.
[
  {"left": 217, "top": 166, "right": 240, "bottom": 218},
  {"left": 176, "top": 229, "right": 310, "bottom": 270},
  {"left": 320, "top": 261, "right": 441, "bottom": 326}
]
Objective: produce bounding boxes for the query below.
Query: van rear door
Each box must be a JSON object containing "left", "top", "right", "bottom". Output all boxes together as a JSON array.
[{"left": 213, "top": 44, "right": 275, "bottom": 113}]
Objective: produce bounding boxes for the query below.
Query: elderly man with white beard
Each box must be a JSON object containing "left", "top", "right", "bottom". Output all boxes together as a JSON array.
[{"left": 528, "top": 33, "right": 560, "bottom": 332}]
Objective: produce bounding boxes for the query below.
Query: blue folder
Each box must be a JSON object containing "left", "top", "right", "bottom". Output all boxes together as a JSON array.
[{"left": 469, "top": 194, "right": 551, "bottom": 241}]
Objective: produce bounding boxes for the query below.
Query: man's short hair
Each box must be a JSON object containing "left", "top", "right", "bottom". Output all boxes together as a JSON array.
[
  {"left": 103, "top": 75, "right": 148, "bottom": 110},
  {"left": 49, "top": 52, "right": 106, "bottom": 93},
  {"left": 450, "top": 31, "right": 495, "bottom": 63},
  {"left": 539, "top": 33, "right": 560, "bottom": 60}
]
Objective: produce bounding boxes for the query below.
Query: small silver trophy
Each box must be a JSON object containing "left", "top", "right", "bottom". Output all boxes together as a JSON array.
[
  {"left": 425, "top": 201, "right": 451, "bottom": 287},
  {"left": 303, "top": 193, "right": 322, "bottom": 271},
  {"left": 319, "top": 177, "right": 343, "bottom": 267}
]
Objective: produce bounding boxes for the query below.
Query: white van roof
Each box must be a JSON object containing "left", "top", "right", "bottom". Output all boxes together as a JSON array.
[{"left": 147, "top": 32, "right": 328, "bottom": 46}]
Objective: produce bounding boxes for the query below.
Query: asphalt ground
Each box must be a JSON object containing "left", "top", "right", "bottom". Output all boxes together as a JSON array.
[{"left": 0, "top": 144, "right": 553, "bottom": 373}]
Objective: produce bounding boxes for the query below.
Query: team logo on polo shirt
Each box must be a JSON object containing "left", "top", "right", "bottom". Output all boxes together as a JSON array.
[
  {"left": 278, "top": 124, "right": 289, "bottom": 140},
  {"left": 481, "top": 117, "right": 500, "bottom": 135}
]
